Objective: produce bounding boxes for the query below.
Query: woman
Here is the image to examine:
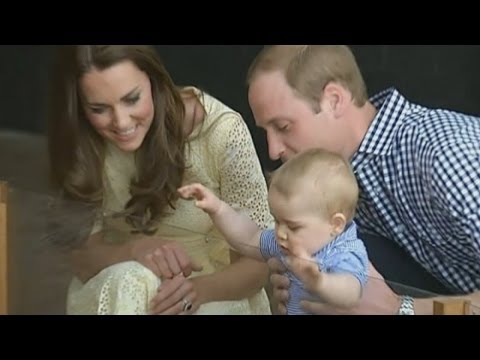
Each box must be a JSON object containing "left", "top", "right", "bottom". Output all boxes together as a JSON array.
[{"left": 47, "top": 45, "right": 273, "bottom": 315}]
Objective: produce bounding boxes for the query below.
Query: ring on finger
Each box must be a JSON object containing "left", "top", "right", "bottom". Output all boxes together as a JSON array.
[{"left": 182, "top": 298, "right": 193, "bottom": 312}]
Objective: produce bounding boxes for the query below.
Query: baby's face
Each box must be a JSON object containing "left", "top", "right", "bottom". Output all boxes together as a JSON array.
[{"left": 268, "top": 188, "right": 332, "bottom": 259}]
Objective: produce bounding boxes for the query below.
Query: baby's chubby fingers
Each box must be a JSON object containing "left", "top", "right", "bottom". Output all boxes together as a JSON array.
[
  {"left": 178, "top": 183, "right": 219, "bottom": 215},
  {"left": 178, "top": 183, "right": 205, "bottom": 200}
]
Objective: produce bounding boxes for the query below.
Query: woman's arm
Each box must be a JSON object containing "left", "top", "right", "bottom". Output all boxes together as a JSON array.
[
  {"left": 69, "top": 231, "right": 200, "bottom": 283},
  {"left": 68, "top": 232, "right": 127, "bottom": 283},
  {"left": 69, "top": 232, "right": 155, "bottom": 282},
  {"left": 151, "top": 249, "right": 269, "bottom": 314},
  {"left": 194, "top": 250, "right": 268, "bottom": 304}
]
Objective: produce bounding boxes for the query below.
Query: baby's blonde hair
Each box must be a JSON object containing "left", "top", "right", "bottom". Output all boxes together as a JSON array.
[{"left": 269, "top": 148, "right": 358, "bottom": 223}]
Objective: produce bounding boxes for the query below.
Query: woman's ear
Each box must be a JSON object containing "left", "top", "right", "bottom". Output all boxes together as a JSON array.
[{"left": 329, "top": 212, "right": 347, "bottom": 237}]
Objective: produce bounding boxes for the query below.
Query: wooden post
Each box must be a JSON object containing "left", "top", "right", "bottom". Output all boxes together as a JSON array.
[
  {"left": 433, "top": 299, "right": 471, "bottom": 315},
  {"left": 0, "top": 181, "right": 8, "bottom": 315}
]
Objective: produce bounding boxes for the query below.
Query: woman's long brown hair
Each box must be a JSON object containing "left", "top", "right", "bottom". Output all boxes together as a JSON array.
[{"left": 48, "top": 45, "right": 187, "bottom": 235}]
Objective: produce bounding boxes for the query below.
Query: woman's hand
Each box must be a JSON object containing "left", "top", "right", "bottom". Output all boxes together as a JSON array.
[
  {"left": 69, "top": 234, "right": 202, "bottom": 283},
  {"left": 149, "top": 274, "right": 203, "bottom": 315},
  {"left": 131, "top": 237, "right": 203, "bottom": 280}
]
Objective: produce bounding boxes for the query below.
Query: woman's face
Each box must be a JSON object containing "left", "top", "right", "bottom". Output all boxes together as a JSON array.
[{"left": 80, "top": 60, "right": 155, "bottom": 152}]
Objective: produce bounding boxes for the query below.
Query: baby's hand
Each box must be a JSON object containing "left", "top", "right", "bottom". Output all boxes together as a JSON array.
[
  {"left": 286, "top": 253, "right": 323, "bottom": 294},
  {"left": 178, "top": 183, "right": 222, "bottom": 215}
]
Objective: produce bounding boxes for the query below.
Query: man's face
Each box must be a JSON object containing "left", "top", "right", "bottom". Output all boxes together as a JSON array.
[{"left": 248, "top": 71, "right": 346, "bottom": 162}]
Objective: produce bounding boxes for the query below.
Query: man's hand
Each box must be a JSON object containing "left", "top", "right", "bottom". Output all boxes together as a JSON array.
[
  {"left": 267, "top": 257, "right": 290, "bottom": 315},
  {"left": 285, "top": 252, "right": 322, "bottom": 294},
  {"left": 268, "top": 257, "right": 402, "bottom": 315}
]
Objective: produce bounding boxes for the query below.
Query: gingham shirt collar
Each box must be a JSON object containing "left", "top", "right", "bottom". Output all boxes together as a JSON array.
[{"left": 355, "top": 87, "right": 410, "bottom": 157}]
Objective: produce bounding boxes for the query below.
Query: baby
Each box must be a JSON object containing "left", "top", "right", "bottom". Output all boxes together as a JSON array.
[{"left": 178, "top": 148, "right": 369, "bottom": 315}]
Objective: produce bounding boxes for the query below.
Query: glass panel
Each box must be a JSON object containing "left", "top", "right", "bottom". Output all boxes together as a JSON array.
[{"left": 2, "top": 163, "right": 479, "bottom": 315}]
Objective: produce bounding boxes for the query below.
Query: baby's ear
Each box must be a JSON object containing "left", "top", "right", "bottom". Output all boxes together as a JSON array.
[{"left": 330, "top": 213, "right": 347, "bottom": 237}]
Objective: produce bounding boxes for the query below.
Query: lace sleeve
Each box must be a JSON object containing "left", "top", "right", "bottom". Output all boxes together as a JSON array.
[{"left": 217, "top": 114, "right": 273, "bottom": 230}]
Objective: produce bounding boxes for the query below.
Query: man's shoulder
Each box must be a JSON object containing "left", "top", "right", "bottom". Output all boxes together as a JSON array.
[
  {"left": 386, "top": 90, "right": 477, "bottom": 125},
  {"left": 372, "top": 88, "right": 480, "bottom": 150},
  {"left": 415, "top": 108, "right": 480, "bottom": 155},
  {"left": 371, "top": 87, "right": 479, "bottom": 125}
]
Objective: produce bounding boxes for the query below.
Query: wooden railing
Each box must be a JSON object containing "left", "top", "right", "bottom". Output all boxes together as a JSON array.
[
  {"left": 433, "top": 299, "right": 472, "bottom": 315},
  {"left": 0, "top": 181, "right": 8, "bottom": 315}
]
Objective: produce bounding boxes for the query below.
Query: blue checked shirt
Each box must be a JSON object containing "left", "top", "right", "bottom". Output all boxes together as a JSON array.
[{"left": 352, "top": 88, "right": 480, "bottom": 294}]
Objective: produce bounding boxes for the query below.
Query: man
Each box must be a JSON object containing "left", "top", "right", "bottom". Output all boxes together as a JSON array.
[{"left": 246, "top": 45, "right": 480, "bottom": 315}]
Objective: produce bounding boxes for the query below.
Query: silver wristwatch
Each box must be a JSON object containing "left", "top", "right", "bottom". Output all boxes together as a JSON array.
[{"left": 397, "top": 295, "right": 415, "bottom": 315}]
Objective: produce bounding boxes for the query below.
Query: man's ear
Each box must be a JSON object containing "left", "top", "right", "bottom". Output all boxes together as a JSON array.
[
  {"left": 320, "top": 82, "right": 348, "bottom": 118},
  {"left": 330, "top": 212, "right": 347, "bottom": 237}
]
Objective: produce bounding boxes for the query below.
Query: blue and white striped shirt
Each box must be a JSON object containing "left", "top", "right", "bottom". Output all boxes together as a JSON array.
[
  {"left": 259, "top": 222, "right": 368, "bottom": 315},
  {"left": 352, "top": 88, "right": 480, "bottom": 294}
]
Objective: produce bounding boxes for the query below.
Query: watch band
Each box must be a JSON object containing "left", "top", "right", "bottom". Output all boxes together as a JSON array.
[{"left": 397, "top": 295, "right": 415, "bottom": 315}]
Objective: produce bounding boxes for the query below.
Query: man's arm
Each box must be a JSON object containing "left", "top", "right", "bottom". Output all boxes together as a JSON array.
[
  {"left": 313, "top": 273, "right": 362, "bottom": 308},
  {"left": 399, "top": 131, "right": 480, "bottom": 314},
  {"left": 411, "top": 136, "right": 480, "bottom": 312}
]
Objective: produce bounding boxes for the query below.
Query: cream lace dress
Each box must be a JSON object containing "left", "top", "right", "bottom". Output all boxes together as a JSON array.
[{"left": 66, "top": 88, "right": 273, "bottom": 315}]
